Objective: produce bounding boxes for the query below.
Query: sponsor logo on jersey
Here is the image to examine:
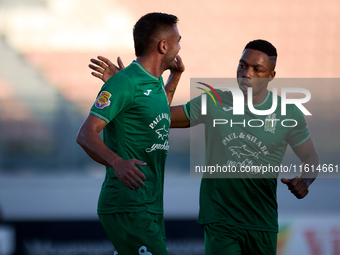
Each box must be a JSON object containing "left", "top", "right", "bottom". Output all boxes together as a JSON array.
[
  {"left": 149, "top": 113, "right": 171, "bottom": 129},
  {"left": 145, "top": 140, "right": 169, "bottom": 153},
  {"left": 222, "top": 132, "right": 269, "bottom": 156},
  {"left": 146, "top": 113, "right": 171, "bottom": 153},
  {"left": 95, "top": 91, "right": 111, "bottom": 109},
  {"left": 264, "top": 113, "right": 278, "bottom": 133},
  {"left": 229, "top": 145, "right": 261, "bottom": 159},
  {"left": 222, "top": 132, "right": 270, "bottom": 174},
  {"left": 155, "top": 125, "right": 169, "bottom": 140}
]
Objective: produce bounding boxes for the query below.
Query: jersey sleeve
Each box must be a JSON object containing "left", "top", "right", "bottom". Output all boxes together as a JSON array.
[
  {"left": 90, "top": 74, "right": 134, "bottom": 123},
  {"left": 285, "top": 105, "right": 311, "bottom": 147},
  {"left": 183, "top": 94, "right": 205, "bottom": 126}
]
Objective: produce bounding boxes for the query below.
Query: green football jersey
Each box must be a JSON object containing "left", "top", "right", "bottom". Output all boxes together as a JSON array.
[
  {"left": 184, "top": 89, "right": 310, "bottom": 232},
  {"left": 90, "top": 61, "right": 171, "bottom": 215}
]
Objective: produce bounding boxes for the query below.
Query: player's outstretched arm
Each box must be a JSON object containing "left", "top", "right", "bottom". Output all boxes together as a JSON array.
[
  {"left": 170, "top": 105, "right": 190, "bottom": 128},
  {"left": 281, "top": 138, "right": 319, "bottom": 199},
  {"left": 89, "top": 56, "right": 125, "bottom": 83},
  {"left": 89, "top": 55, "right": 185, "bottom": 105},
  {"left": 76, "top": 114, "right": 146, "bottom": 190},
  {"left": 165, "top": 55, "right": 185, "bottom": 105}
]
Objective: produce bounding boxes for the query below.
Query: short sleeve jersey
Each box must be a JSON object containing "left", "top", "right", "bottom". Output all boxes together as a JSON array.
[
  {"left": 183, "top": 89, "right": 310, "bottom": 232},
  {"left": 90, "top": 61, "right": 171, "bottom": 215}
]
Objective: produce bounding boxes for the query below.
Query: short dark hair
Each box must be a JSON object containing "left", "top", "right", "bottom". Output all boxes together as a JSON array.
[
  {"left": 133, "top": 12, "right": 179, "bottom": 57},
  {"left": 244, "top": 39, "right": 277, "bottom": 58}
]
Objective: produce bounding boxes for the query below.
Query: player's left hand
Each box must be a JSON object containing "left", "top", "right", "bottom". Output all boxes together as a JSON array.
[
  {"left": 89, "top": 56, "right": 125, "bottom": 83},
  {"left": 281, "top": 177, "right": 310, "bottom": 199},
  {"left": 170, "top": 55, "right": 185, "bottom": 74}
]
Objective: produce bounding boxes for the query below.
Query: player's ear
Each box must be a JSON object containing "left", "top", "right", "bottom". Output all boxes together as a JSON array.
[
  {"left": 269, "top": 70, "right": 276, "bottom": 81},
  {"left": 158, "top": 40, "right": 167, "bottom": 54}
]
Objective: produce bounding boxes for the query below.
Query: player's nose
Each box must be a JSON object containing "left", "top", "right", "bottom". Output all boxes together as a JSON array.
[{"left": 242, "top": 67, "right": 253, "bottom": 78}]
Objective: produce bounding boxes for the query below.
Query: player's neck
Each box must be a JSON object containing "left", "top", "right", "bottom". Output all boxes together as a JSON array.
[{"left": 136, "top": 56, "right": 164, "bottom": 78}]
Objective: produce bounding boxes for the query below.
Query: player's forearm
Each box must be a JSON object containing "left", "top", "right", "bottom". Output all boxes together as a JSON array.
[
  {"left": 170, "top": 119, "right": 190, "bottom": 128},
  {"left": 165, "top": 72, "right": 182, "bottom": 105},
  {"left": 170, "top": 105, "right": 190, "bottom": 128},
  {"left": 76, "top": 130, "right": 120, "bottom": 168}
]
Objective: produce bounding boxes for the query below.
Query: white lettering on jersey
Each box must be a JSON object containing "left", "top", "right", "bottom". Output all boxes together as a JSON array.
[
  {"left": 145, "top": 140, "right": 169, "bottom": 153},
  {"left": 149, "top": 113, "right": 171, "bottom": 129}
]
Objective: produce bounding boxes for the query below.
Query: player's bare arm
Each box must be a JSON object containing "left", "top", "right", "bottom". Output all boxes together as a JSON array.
[
  {"left": 76, "top": 114, "right": 146, "bottom": 190},
  {"left": 88, "top": 55, "right": 184, "bottom": 105},
  {"left": 281, "top": 138, "right": 319, "bottom": 199},
  {"left": 164, "top": 55, "right": 185, "bottom": 104},
  {"left": 170, "top": 105, "right": 190, "bottom": 128}
]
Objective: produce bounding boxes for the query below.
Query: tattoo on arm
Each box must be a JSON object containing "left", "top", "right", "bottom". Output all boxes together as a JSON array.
[{"left": 168, "top": 88, "right": 176, "bottom": 99}]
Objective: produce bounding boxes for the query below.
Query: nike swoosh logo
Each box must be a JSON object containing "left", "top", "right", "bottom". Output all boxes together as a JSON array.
[
  {"left": 223, "top": 107, "right": 233, "bottom": 112},
  {"left": 144, "top": 89, "right": 152, "bottom": 96}
]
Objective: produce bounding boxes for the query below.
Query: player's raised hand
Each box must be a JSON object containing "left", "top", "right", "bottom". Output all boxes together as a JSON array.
[
  {"left": 171, "top": 55, "right": 185, "bottom": 74},
  {"left": 111, "top": 158, "right": 147, "bottom": 190},
  {"left": 89, "top": 56, "right": 125, "bottom": 83},
  {"left": 281, "top": 177, "right": 311, "bottom": 199}
]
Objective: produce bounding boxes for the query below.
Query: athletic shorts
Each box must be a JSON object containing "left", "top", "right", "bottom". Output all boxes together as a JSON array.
[
  {"left": 98, "top": 211, "right": 169, "bottom": 255},
  {"left": 204, "top": 222, "right": 277, "bottom": 255}
]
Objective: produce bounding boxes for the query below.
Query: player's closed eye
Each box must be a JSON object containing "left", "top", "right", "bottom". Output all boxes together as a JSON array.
[{"left": 254, "top": 66, "right": 266, "bottom": 72}]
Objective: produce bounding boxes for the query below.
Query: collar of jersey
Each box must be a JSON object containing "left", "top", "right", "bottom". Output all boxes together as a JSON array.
[
  {"left": 252, "top": 90, "right": 271, "bottom": 107},
  {"left": 132, "top": 61, "right": 160, "bottom": 81}
]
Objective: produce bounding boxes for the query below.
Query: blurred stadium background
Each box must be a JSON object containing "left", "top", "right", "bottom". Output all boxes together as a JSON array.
[{"left": 0, "top": 0, "right": 339, "bottom": 254}]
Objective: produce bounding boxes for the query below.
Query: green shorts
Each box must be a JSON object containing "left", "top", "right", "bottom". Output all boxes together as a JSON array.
[
  {"left": 204, "top": 223, "right": 277, "bottom": 255},
  {"left": 98, "top": 211, "right": 168, "bottom": 255}
]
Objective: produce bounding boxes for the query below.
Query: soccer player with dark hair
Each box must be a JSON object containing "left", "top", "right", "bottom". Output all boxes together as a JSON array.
[
  {"left": 89, "top": 39, "right": 319, "bottom": 254},
  {"left": 171, "top": 39, "right": 319, "bottom": 254},
  {"left": 77, "top": 12, "right": 184, "bottom": 255}
]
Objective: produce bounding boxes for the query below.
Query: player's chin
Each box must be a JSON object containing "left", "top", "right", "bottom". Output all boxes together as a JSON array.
[
  {"left": 167, "top": 60, "right": 176, "bottom": 70},
  {"left": 238, "top": 85, "right": 248, "bottom": 95}
]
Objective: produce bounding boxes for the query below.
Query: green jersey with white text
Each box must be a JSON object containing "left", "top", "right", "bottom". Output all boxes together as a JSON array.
[
  {"left": 90, "top": 61, "right": 171, "bottom": 215},
  {"left": 184, "top": 89, "right": 310, "bottom": 232}
]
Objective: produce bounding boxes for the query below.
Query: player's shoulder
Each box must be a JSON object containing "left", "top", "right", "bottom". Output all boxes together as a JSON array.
[
  {"left": 216, "top": 89, "right": 233, "bottom": 101},
  {"left": 217, "top": 89, "right": 231, "bottom": 96},
  {"left": 289, "top": 104, "right": 305, "bottom": 118},
  {"left": 111, "top": 61, "right": 150, "bottom": 84},
  {"left": 105, "top": 63, "right": 136, "bottom": 88},
  {"left": 120, "top": 61, "right": 146, "bottom": 75},
  {"left": 97, "top": 68, "right": 136, "bottom": 100},
  {"left": 275, "top": 95, "right": 304, "bottom": 118},
  {"left": 274, "top": 93, "right": 295, "bottom": 111},
  {"left": 191, "top": 88, "right": 224, "bottom": 101},
  {"left": 215, "top": 88, "right": 224, "bottom": 95}
]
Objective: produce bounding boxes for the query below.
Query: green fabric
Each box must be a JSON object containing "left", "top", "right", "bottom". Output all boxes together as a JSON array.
[
  {"left": 184, "top": 89, "right": 310, "bottom": 232},
  {"left": 90, "top": 61, "right": 171, "bottom": 215},
  {"left": 99, "top": 212, "right": 168, "bottom": 255},
  {"left": 204, "top": 222, "right": 277, "bottom": 255}
]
